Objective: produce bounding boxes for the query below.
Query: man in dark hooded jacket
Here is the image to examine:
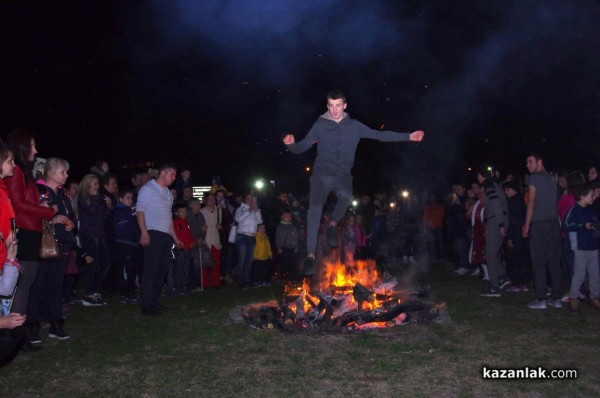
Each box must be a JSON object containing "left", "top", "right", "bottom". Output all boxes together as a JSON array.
[{"left": 283, "top": 89, "right": 424, "bottom": 274}]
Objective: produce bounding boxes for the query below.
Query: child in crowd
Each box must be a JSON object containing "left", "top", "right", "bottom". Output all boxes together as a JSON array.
[
  {"left": 564, "top": 184, "right": 600, "bottom": 311},
  {"left": 186, "top": 198, "right": 205, "bottom": 289},
  {"left": 342, "top": 213, "right": 356, "bottom": 265},
  {"left": 252, "top": 224, "right": 272, "bottom": 286},
  {"left": 353, "top": 213, "right": 368, "bottom": 260},
  {"left": 503, "top": 181, "right": 530, "bottom": 292},
  {"left": 171, "top": 203, "right": 197, "bottom": 294},
  {"left": 276, "top": 210, "right": 299, "bottom": 281},
  {"left": 114, "top": 189, "right": 141, "bottom": 304}
]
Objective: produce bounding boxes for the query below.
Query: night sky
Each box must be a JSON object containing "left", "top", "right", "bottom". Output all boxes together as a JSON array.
[{"left": 2, "top": 1, "right": 599, "bottom": 195}]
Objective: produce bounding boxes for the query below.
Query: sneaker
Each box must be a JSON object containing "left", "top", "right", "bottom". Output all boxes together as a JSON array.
[
  {"left": 498, "top": 277, "right": 511, "bottom": 290},
  {"left": 527, "top": 299, "right": 548, "bottom": 310},
  {"left": 519, "top": 285, "right": 529, "bottom": 292},
  {"left": 303, "top": 256, "right": 315, "bottom": 276},
  {"left": 82, "top": 294, "right": 102, "bottom": 307},
  {"left": 561, "top": 293, "right": 570, "bottom": 303},
  {"left": 119, "top": 295, "right": 138, "bottom": 304},
  {"left": 326, "top": 225, "right": 339, "bottom": 247},
  {"left": 454, "top": 267, "right": 468, "bottom": 275},
  {"left": 93, "top": 293, "right": 107, "bottom": 305},
  {"left": 29, "top": 326, "right": 42, "bottom": 344},
  {"left": 48, "top": 323, "right": 70, "bottom": 340},
  {"left": 479, "top": 287, "right": 501, "bottom": 297},
  {"left": 505, "top": 285, "right": 521, "bottom": 293},
  {"left": 471, "top": 268, "right": 481, "bottom": 277},
  {"left": 548, "top": 299, "right": 562, "bottom": 309}
]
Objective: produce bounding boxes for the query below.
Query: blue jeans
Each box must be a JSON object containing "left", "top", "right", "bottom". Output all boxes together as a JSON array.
[{"left": 236, "top": 234, "right": 256, "bottom": 286}]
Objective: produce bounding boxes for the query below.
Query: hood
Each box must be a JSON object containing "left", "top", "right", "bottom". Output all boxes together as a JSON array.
[{"left": 320, "top": 111, "right": 348, "bottom": 123}]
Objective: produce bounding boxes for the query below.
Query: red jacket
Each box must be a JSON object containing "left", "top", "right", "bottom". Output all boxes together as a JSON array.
[
  {"left": 173, "top": 217, "right": 196, "bottom": 250},
  {"left": 4, "top": 165, "right": 54, "bottom": 232},
  {"left": 0, "top": 179, "right": 16, "bottom": 267}
]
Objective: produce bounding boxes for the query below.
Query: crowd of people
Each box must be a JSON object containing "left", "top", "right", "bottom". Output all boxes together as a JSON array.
[{"left": 1, "top": 128, "right": 599, "bottom": 364}]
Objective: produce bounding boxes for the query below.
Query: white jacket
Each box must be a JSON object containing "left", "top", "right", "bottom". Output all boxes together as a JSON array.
[{"left": 235, "top": 203, "right": 263, "bottom": 236}]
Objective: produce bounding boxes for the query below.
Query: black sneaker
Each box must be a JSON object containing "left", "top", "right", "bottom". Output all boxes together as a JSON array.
[
  {"left": 498, "top": 277, "right": 511, "bottom": 290},
  {"left": 28, "top": 325, "right": 42, "bottom": 344},
  {"left": 326, "top": 225, "right": 339, "bottom": 247},
  {"left": 303, "top": 256, "right": 315, "bottom": 276},
  {"left": 479, "top": 287, "right": 501, "bottom": 297},
  {"left": 48, "top": 323, "right": 70, "bottom": 340}
]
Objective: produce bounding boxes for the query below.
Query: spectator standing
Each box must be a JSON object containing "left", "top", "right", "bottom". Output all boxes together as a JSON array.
[
  {"left": 449, "top": 183, "right": 470, "bottom": 275},
  {"left": 199, "top": 193, "right": 222, "bottom": 289},
  {"left": 73, "top": 174, "right": 113, "bottom": 306},
  {"left": 4, "top": 130, "right": 56, "bottom": 352},
  {"left": 252, "top": 224, "right": 272, "bottom": 286},
  {"left": 477, "top": 166, "right": 509, "bottom": 297},
  {"left": 503, "top": 180, "right": 530, "bottom": 292},
  {"left": 186, "top": 198, "right": 205, "bottom": 289},
  {"left": 136, "top": 164, "right": 181, "bottom": 316},
  {"left": 113, "top": 189, "right": 141, "bottom": 304},
  {"left": 424, "top": 193, "right": 445, "bottom": 264},
  {"left": 564, "top": 184, "right": 600, "bottom": 311},
  {"left": 276, "top": 210, "right": 299, "bottom": 280},
  {"left": 522, "top": 153, "right": 562, "bottom": 310},
  {"left": 30, "top": 158, "right": 76, "bottom": 341},
  {"left": 235, "top": 193, "right": 263, "bottom": 288}
]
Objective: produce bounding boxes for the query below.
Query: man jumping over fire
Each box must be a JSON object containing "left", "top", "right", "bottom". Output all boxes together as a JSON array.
[{"left": 283, "top": 89, "right": 424, "bottom": 275}]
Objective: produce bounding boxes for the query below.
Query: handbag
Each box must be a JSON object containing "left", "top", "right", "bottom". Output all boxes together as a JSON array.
[
  {"left": 39, "top": 219, "right": 60, "bottom": 259},
  {"left": 228, "top": 224, "right": 237, "bottom": 244}
]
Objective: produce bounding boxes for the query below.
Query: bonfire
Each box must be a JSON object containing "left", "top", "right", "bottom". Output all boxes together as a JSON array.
[{"left": 240, "top": 257, "right": 445, "bottom": 333}]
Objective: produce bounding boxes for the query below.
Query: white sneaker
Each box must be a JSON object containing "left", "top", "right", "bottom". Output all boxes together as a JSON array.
[
  {"left": 471, "top": 268, "right": 480, "bottom": 277},
  {"left": 454, "top": 267, "right": 468, "bottom": 275}
]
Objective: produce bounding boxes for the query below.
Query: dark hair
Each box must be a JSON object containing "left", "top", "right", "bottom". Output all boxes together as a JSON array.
[
  {"left": 326, "top": 89, "right": 346, "bottom": 102},
  {"left": 102, "top": 173, "right": 117, "bottom": 186},
  {"left": 573, "top": 183, "right": 593, "bottom": 201},
  {"left": 526, "top": 152, "right": 543, "bottom": 162},
  {"left": 6, "top": 128, "right": 35, "bottom": 180},
  {"left": 0, "top": 142, "right": 13, "bottom": 168},
  {"left": 567, "top": 170, "right": 586, "bottom": 190},
  {"left": 158, "top": 163, "right": 177, "bottom": 173},
  {"left": 173, "top": 202, "right": 187, "bottom": 211},
  {"left": 118, "top": 188, "right": 134, "bottom": 199}
]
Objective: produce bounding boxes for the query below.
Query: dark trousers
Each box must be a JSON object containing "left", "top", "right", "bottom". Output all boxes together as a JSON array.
[
  {"left": 116, "top": 243, "right": 141, "bottom": 296},
  {"left": 453, "top": 237, "right": 469, "bottom": 268},
  {"left": 140, "top": 231, "right": 173, "bottom": 309},
  {"left": 485, "top": 224, "right": 505, "bottom": 289},
  {"left": 306, "top": 173, "right": 353, "bottom": 254},
  {"left": 279, "top": 248, "right": 297, "bottom": 280},
  {"left": 27, "top": 254, "right": 68, "bottom": 324},
  {"left": 252, "top": 259, "right": 270, "bottom": 283},
  {"left": 80, "top": 235, "right": 110, "bottom": 295},
  {"left": 505, "top": 246, "right": 531, "bottom": 285},
  {"left": 530, "top": 219, "right": 562, "bottom": 300},
  {"left": 12, "top": 260, "right": 38, "bottom": 315}
]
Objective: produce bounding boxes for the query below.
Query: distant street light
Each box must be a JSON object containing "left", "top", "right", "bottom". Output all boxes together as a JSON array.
[
  {"left": 255, "top": 179, "right": 265, "bottom": 190},
  {"left": 401, "top": 190, "right": 409, "bottom": 198}
]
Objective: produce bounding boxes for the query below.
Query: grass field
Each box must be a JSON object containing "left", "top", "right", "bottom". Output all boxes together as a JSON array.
[{"left": 2, "top": 265, "right": 599, "bottom": 398}]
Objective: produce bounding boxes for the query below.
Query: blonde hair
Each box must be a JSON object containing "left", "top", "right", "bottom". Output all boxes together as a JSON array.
[
  {"left": 43, "top": 157, "right": 69, "bottom": 179},
  {"left": 72, "top": 174, "right": 99, "bottom": 218}
]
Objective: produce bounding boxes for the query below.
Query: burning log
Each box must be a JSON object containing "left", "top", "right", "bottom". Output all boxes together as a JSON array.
[
  {"left": 353, "top": 283, "right": 375, "bottom": 310},
  {"left": 333, "top": 300, "right": 429, "bottom": 326}
]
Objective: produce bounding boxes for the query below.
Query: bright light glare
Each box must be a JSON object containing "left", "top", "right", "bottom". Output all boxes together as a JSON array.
[
  {"left": 401, "top": 191, "right": 409, "bottom": 198},
  {"left": 255, "top": 180, "right": 265, "bottom": 190}
]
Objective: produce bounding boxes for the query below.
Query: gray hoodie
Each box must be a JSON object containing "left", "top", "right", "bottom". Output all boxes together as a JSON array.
[{"left": 286, "top": 112, "right": 410, "bottom": 176}]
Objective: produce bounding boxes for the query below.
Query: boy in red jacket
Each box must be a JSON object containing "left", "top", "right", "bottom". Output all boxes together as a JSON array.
[{"left": 170, "top": 203, "right": 196, "bottom": 294}]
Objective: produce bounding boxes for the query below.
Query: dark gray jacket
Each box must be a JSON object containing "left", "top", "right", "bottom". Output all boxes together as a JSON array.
[{"left": 286, "top": 113, "right": 410, "bottom": 176}]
